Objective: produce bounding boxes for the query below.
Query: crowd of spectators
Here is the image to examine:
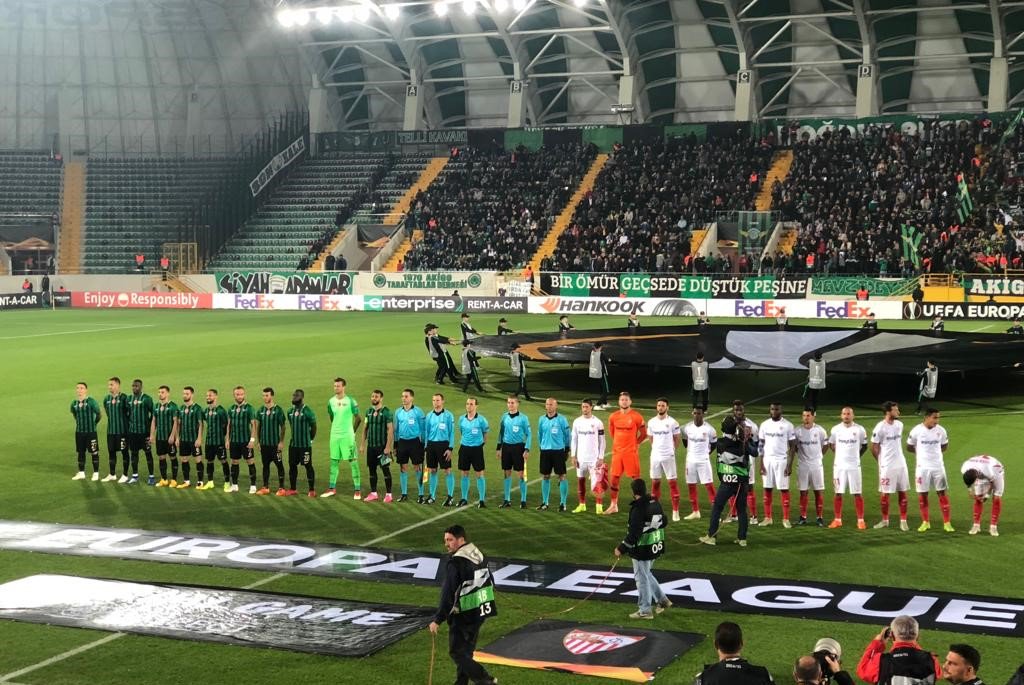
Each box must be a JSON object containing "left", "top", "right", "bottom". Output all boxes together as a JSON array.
[
  {"left": 402, "top": 145, "right": 595, "bottom": 271},
  {"left": 543, "top": 134, "right": 774, "bottom": 273},
  {"left": 771, "top": 118, "right": 1021, "bottom": 277},
  {"left": 694, "top": 616, "right": 1004, "bottom": 685}
]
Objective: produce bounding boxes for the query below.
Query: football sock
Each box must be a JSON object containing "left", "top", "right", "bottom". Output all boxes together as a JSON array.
[
  {"left": 541, "top": 478, "right": 550, "bottom": 505},
  {"left": 520, "top": 477, "right": 528, "bottom": 502},
  {"left": 688, "top": 484, "right": 699, "bottom": 512},
  {"left": 918, "top": 494, "right": 930, "bottom": 521},
  {"left": 815, "top": 492, "right": 824, "bottom": 518},
  {"left": 382, "top": 467, "right": 392, "bottom": 494},
  {"left": 108, "top": 452, "right": 117, "bottom": 476},
  {"left": 651, "top": 479, "right": 661, "bottom": 500},
  {"left": 230, "top": 463, "right": 239, "bottom": 485},
  {"left": 247, "top": 462, "right": 257, "bottom": 487},
  {"left": 77, "top": 452, "right": 86, "bottom": 472},
  {"left": 460, "top": 476, "right": 470, "bottom": 501},
  {"left": 503, "top": 477, "right": 512, "bottom": 501},
  {"left": 182, "top": 462, "right": 191, "bottom": 481},
  {"left": 747, "top": 490, "right": 758, "bottom": 518},
  {"left": 476, "top": 476, "right": 486, "bottom": 501},
  {"left": 262, "top": 462, "right": 272, "bottom": 488},
  {"left": 781, "top": 491, "right": 791, "bottom": 520},
  {"left": 159, "top": 459, "right": 167, "bottom": 479},
  {"left": 991, "top": 497, "right": 1002, "bottom": 525},
  {"left": 668, "top": 479, "right": 680, "bottom": 512},
  {"left": 130, "top": 452, "right": 139, "bottom": 476},
  {"left": 938, "top": 493, "right": 951, "bottom": 524},
  {"left": 144, "top": 447, "right": 154, "bottom": 475},
  {"left": 609, "top": 475, "right": 620, "bottom": 501},
  {"left": 577, "top": 478, "right": 586, "bottom": 503},
  {"left": 274, "top": 456, "right": 285, "bottom": 488},
  {"left": 833, "top": 495, "right": 843, "bottom": 519},
  {"left": 288, "top": 464, "right": 298, "bottom": 490},
  {"left": 206, "top": 461, "right": 215, "bottom": 482},
  {"left": 304, "top": 463, "right": 315, "bottom": 491},
  {"left": 170, "top": 457, "right": 179, "bottom": 480},
  {"left": 351, "top": 462, "right": 361, "bottom": 491},
  {"left": 880, "top": 493, "right": 890, "bottom": 520},
  {"left": 445, "top": 473, "right": 454, "bottom": 497},
  {"left": 799, "top": 491, "right": 809, "bottom": 518},
  {"left": 559, "top": 479, "right": 568, "bottom": 506},
  {"left": 764, "top": 490, "right": 774, "bottom": 517},
  {"left": 416, "top": 469, "right": 424, "bottom": 496},
  {"left": 973, "top": 499, "right": 984, "bottom": 524},
  {"left": 429, "top": 471, "right": 438, "bottom": 499},
  {"left": 854, "top": 494, "right": 865, "bottom": 520},
  {"left": 898, "top": 492, "right": 908, "bottom": 519},
  {"left": 221, "top": 459, "right": 230, "bottom": 482},
  {"left": 705, "top": 483, "right": 716, "bottom": 500},
  {"left": 329, "top": 458, "right": 340, "bottom": 490},
  {"left": 399, "top": 470, "right": 408, "bottom": 495}
]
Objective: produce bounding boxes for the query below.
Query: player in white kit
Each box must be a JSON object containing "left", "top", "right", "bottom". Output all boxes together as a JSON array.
[
  {"left": 907, "top": 408, "right": 952, "bottom": 533},
  {"left": 870, "top": 401, "right": 910, "bottom": 531},
  {"left": 794, "top": 409, "right": 827, "bottom": 526},
  {"left": 758, "top": 402, "right": 796, "bottom": 527},
  {"left": 570, "top": 399, "right": 607, "bottom": 514},
  {"left": 961, "top": 455, "right": 1004, "bottom": 536},
  {"left": 645, "top": 398, "right": 682, "bottom": 520},
  {"left": 682, "top": 406, "right": 717, "bottom": 521},
  {"left": 827, "top": 406, "right": 868, "bottom": 529}
]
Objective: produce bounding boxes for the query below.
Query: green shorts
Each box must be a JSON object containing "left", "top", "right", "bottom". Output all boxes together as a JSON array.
[{"left": 330, "top": 437, "right": 356, "bottom": 461}]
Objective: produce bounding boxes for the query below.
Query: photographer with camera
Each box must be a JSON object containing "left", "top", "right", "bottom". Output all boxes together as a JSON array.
[
  {"left": 809, "top": 638, "right": 854, "bottom": 685},
  {"left": 857, "top": 616, "right": 941, "bottom": 685}
]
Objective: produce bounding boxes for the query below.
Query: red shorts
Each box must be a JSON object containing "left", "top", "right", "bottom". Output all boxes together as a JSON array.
[{"left": 610, "top": 451, "right": 640, "bottom": 479}]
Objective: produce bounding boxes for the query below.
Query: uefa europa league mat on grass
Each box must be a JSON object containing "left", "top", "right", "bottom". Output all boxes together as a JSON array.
[
  {"left": 0, "top": 574, "right": 433, "bottom": 657},
  {"left": 475, "top": 619, "right": 702, "bottom": 682}
]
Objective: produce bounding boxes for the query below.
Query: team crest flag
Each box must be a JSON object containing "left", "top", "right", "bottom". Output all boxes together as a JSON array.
[{"left": 476, "top": 619, "right": 701, "bottom": 682}]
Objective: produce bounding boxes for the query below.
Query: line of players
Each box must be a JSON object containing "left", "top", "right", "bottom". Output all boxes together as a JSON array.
[{"left": 69, "top": 379, "right": 1004, "bottom": 535}]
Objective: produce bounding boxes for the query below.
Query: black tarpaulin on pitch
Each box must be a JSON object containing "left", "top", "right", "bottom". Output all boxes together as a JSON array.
[
  {"left": 476, "top": 619, "right": 702, "bottom": 682},
  {"left": 0, "top": 574, "right": 432, "bottom": 657},
  {"left": 472, "top": 324, "right": 1024, "bottom": 374}
]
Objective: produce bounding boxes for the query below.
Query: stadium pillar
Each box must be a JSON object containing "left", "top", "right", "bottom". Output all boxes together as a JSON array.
[
  {"left": 507, "top": 65, "right": 527, "bottom": 128},
  {"left": 403, "top": 71, "right": 424, "bottom": 131},
  {"left": 734, "top": 69, "right": 755, "bottom": 121},
  {"left": 855, "top": 64, "right": 878, "bottom": 117},
  {"left": 57, "top": 87, "right": 76, "bottom": 155},
  {"left": 309, "top": 73, "right": 335, "bottom": 155},
  {"left": 989, "top": 57, "right": 1008, "bottom": 112},
  {"left": 617, "top": 58, "right": 636, "bottom": 122},
  {"left": 185, "top": 88, "right": 202, "bottom": 149}
]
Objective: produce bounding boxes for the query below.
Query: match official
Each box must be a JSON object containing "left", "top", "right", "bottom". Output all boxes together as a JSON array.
[
  {"left": 394, "top": 388, "right": 427, "bottom": 503},
  {"left": 457, "top": 397, "right": 489, "bottom": 508},
  {"left": 425, "top": 393, "right": 456, "bottom": 506},
  {"left": 497, "top": 395, "right": 531, "bottom": 509},
  {"left": 537, "top": 398, "right": 571, "bottom": 511}
]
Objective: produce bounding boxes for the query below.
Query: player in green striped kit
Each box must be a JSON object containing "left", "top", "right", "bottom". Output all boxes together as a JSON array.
[
  {"left": 150, "top": 385, "right": 180, "bottom": 487},
  {"left": 102, "top": 377, "right": 130, "bottom": 482},
  {"left": 227, "top": 386, "right": 258, "bottom": 493},
  {"left": 127, "top": 379, "right": 155, "bottom": 485},
  {"left": 286, "top": 388, "right": 317, "bottom": 496},
  {"left": 71, "top": 382, "right": 102, "bottom": 481},
  {"left": 255, "top": 387, "right": 287, "bottom": 495},
  {"left": 201, "top": 389, "right": 229, "bottom": 490},
  {"left": 175, "top": 386, "right": 204, "bottom": 488},
  {"left": 323, "top": 377, "right": 363, "bottom": 498}
]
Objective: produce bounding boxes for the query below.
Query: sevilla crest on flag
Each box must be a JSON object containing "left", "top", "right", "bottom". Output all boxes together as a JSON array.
[
  {"left": 563, "top": 629, "right": 645, "bottom": 655},
  {"left": 591, "top": 461, "right": 609, "bottom": 495}
]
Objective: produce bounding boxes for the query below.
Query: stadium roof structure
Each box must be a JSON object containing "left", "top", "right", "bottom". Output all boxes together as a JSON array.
[{"left": 276, "top": 0, "right": 1024, "bottom": 129}]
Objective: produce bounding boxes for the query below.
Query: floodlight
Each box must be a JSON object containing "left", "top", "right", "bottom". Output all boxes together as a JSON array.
[
  {"left": 276, "top": 9, "right": 296, "bottom": 27},
  {"left": 434, "top": 1, "right": 448, "bottom": 15},
  {"left": 572, "top": 0, "right": 586, "bottom": 6},
  {"left": 338, "top": 5, "right": 354, "bottom": 20},
  {"left": 384, "top": 4, "right": 401, "bottom": 19},
  {"left": 511, "top": 0, "right": 527, "bottom": 10},
  {"left": 493, "top": 0, "right": 508, "bottom": 10},
  {"left": 315, "top": 7, "right": 334, "bottom": 24},
  {"left": 355, "top": 5, "right": 371, "bottom": 20},
  {"left": 293, "top": 9, "right": 311, "bottom": 25},
  {"left": 462, "top": 0, "right": 475, "bottom": 13}
]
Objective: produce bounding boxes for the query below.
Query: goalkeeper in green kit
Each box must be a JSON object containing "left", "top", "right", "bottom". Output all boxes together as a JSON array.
[{"left": 322, "top": 377, "right": 363, "bottom": 499}]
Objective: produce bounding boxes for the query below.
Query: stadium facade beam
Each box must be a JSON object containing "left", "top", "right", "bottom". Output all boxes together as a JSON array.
[
  {"left": 989, "top": 0, "right": 1009, "bottom": 111},
  {"left": 722, "top": 0, "right": 755, "bottom": 121}
]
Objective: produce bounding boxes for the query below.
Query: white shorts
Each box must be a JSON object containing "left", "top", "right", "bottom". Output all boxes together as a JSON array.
[
  {"left": 833, "top": 468, "right": 862, "bottom": 495},
  {"left": 915, "top": 467, "right": 948, "bottom": 493},
  {"left": 576, "top": 459, "right": 599, "bottom": 481},
  {"left": 650, "top": 457, "right": 677, "bottom": 480},
  {"left": 762, "top": 460, "right": 790, "bottom": 490},
  {"left": 797, "top": 462, "right": 825, "bottom": 491},
  {"left": 879, "top": 465, "right": 910, "bottom": 494},
  {"left": 684, "top": 459, "right": 713, "bottom": 485},
  {"left": 978, "top": 473, "right": 1006, "bottom": 498}
]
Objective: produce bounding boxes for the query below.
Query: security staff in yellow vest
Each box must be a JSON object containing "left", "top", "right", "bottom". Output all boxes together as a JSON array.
[{"left": 429, "top": 525, "right": 498, "bottom": 685}]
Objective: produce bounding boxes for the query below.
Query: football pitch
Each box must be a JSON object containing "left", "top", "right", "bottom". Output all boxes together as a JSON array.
[{"left": 0, "top": 309, "right": 1020, "bottom": 685}]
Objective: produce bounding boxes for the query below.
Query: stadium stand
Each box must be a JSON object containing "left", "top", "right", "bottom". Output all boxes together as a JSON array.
[
  {"left": 82, "top": 157, "right": 237, "bottom": 274},
  {"left": 771, "top": 121, "right": 1001, "bottom": 276},
  {"left": 207, "top": 152, "right": 392, "bottom": 271},
  {"left": 0, "top": 151, "right": 62, "bottom": 273},
  {"left": 401, "top": 145, "right": 597, "bottom": 272},
  {"left": 542, "top": 136, "right": 774, "bottom": 273},
  {"left": 58, "top": 161, "right": 86, "bottom": 274}
]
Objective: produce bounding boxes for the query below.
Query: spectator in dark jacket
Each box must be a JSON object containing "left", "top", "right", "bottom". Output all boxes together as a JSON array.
[{"left": 614, "top": 478, "right": 670, "bottom": 619}]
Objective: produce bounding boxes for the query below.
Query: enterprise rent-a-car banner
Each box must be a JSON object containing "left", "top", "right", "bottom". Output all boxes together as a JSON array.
[{"left": 0, "top": 521, "right": 1019, "bottom": 638}]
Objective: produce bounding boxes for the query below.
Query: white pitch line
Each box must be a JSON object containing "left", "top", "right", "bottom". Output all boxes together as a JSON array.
[
  {"left": 969, "top": 324, "right": 993, "bottom": 333},
  {"left": 0, "top": 325, "right": 155, "bottom": 340}
]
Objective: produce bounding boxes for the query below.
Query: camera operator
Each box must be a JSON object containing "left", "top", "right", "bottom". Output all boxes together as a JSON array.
[
  {"left": 857, "top": 616, "right": 941, "bottom": 685},
  {"left": 812, "top": 638, "right": 854, "bottom": 685}
]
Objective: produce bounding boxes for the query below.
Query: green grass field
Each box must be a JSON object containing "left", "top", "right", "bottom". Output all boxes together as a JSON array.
[{"left": 0, "top": 309, "right": 1020, "bottom": 685}]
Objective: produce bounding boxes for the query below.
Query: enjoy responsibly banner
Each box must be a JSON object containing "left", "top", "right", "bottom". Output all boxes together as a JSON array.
[{"left": 540, "top": 273, "right": 809, "bottom": 299}]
